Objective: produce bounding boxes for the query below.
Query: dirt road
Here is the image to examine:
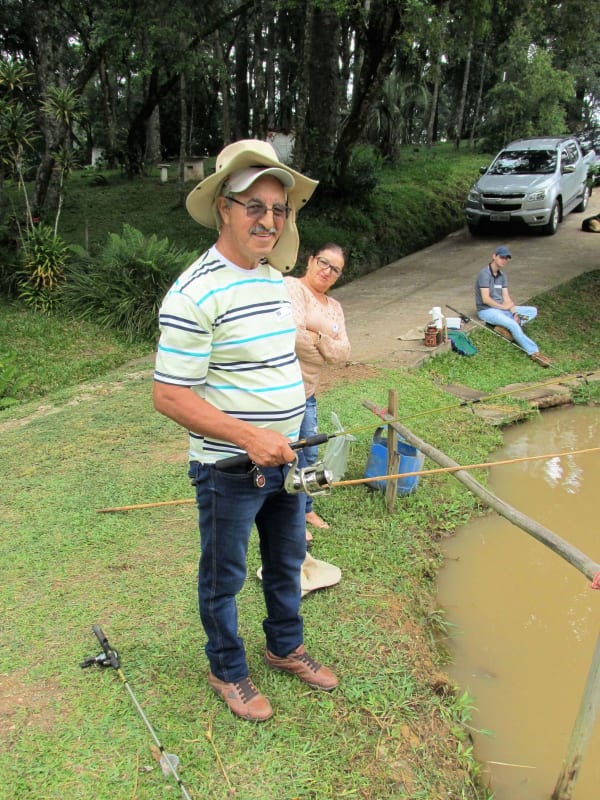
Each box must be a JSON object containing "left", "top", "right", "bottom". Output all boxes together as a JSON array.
[{"left": 331, "top": 192, "right": 600, "bottom": 369}]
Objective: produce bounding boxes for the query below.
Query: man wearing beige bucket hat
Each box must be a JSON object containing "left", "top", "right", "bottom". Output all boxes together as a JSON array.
[{"left": 153, "top": 139, "right": 338, "bottom": 722}]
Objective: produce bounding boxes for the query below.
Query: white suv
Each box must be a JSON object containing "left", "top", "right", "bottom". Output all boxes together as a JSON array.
[{"left": 465, "top": 136, "right": 591, "bottom": 235}]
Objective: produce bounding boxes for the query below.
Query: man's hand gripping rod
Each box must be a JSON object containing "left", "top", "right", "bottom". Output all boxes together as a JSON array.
[{"left": 215, "top": 433, "right": 334, "bottom": 496}]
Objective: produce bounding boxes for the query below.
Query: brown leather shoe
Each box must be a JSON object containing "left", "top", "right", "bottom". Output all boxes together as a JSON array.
[
  {"left": 264, "top": 645, "right": 339, "bottom": 691},
  {"left": 494, "top": 325, "right": 514, "bottom": 342},
  {"left": 207, "top": 672, "right": 273, "bottom": 721},
  {"left": 530, "top": 352, "right": 551, "bottom": 367}
]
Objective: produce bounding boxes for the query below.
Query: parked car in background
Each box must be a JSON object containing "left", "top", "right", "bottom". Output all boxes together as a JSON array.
[{"left": 465, "top": 136, "right": 591, "bottom": 235}]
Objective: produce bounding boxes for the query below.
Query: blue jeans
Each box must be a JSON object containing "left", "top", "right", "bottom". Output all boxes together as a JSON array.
[
  {"left": 189, "top": 460, "right": 306, "bottom": 683},
  {"left": 297, "top": 395, "right": 318, "bottom": 515},
  {"left": 477, "top": 305, "right": 539, "bottom": 355}
]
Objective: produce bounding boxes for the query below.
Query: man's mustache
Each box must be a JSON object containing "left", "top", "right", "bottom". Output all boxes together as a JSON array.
[{"left": 250, "top": 224, "right": 278, "bottom": 235}]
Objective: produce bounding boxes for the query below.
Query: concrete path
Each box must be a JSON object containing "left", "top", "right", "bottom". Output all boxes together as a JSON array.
[{"left": 332, "top": 192, "right": 600, "bottom": 368}]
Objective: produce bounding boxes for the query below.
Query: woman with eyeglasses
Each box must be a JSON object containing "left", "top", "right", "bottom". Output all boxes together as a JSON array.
[{"left": 285, "top": 244, "right": 351, "bottom": 540}]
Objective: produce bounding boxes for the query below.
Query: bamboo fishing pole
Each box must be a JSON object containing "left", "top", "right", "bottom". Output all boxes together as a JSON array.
[{"left": 95, "top": 446, "right": 600, "bottom": 513}]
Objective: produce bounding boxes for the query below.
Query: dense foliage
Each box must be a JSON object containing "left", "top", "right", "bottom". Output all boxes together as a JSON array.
[
  {"left": 1, "top": 0, "right": 599, "bottom": 225},
  {"left": 62, "top": 224, "right": 197, "bottom": 341}
]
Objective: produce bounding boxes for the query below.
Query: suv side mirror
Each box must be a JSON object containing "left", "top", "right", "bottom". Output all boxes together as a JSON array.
[{"left": 479, "top": 165, "right": 488, "bottom": 174}]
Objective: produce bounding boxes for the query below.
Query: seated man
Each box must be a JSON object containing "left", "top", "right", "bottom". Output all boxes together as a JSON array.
[{"left": 474, "top": 246, "right": 551, "bottom": 367}]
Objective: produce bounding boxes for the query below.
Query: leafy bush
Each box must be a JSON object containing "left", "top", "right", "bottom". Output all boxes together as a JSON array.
[
  {"left": 61, "top": 224, "right": 196, "bottom": 342},
  {"left": 336, "top": 144, "right": 383, "bottom": 196},
  {"left": 17, "top": 224, "right": 69, "bottom": 312}
]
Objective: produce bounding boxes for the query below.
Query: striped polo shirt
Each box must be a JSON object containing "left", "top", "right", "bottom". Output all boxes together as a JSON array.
[{"left": 154, "top": 246, "right": 306, "bottom": 462}]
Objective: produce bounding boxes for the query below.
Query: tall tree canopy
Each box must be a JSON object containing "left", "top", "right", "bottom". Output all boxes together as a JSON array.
[{"left": 1, "top": 0, "right": 599, "bottom": 219}]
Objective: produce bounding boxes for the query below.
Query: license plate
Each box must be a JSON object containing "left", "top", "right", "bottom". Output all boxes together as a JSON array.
[{"left": 490, "top": 213, "right": 511, "bottom": 222}]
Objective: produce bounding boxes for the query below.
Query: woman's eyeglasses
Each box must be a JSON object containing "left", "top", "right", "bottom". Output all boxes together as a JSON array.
[
  {"left": 316, "top": 256, "right": 342, "bottom": 276},
  {"left": 227, "top": 195, "right": 290, "bottom": 221}
]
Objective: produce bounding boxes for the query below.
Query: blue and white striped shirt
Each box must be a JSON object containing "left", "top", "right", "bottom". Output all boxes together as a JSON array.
[{"left": 154, "top": 247, "right": 306, "bottom": 462}]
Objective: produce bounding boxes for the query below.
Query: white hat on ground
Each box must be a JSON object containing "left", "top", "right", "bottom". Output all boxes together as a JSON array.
[{"left": 257, "top": 552, "right": 341, "bottom": 597}]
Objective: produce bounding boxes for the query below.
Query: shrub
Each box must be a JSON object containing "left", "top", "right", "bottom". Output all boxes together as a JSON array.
[
  {"left": 336, "top": 144, "right": 383, "bottom": 197},
  {"left": 61, "top": 224, "right": 196, "bottom": 342},
  {"left": 17, "top": 224, "right": 69, "bottom": 312}
]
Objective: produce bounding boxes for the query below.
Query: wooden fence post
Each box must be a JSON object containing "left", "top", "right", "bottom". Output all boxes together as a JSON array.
[{"left": 385, "top": 389, "right": 399, "bottom": 512}]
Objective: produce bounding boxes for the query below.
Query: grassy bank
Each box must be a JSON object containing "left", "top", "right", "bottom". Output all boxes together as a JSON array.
[
  {"left": 1, "top": 269, "right": 598, "bottom": 799},
  {"left": 1, "top": 356, "right": 499, "bottom": 800}
]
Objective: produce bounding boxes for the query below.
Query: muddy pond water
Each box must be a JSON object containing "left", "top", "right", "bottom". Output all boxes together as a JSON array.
[{"left": 436, "top": 405, "right": 599, "bottom": 800}]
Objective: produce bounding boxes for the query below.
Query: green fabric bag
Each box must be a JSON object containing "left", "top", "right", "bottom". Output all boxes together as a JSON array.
[{"left": 448, "top": 330, "right": 477, "bottom": 357}]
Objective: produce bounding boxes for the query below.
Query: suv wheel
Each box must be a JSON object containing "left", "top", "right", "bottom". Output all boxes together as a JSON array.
[
  {"left": 575, "top": 184, "right": 590, "bottom": 212},
  {"left": 542, "top": 201, "right": 560, "bottom": 235}
]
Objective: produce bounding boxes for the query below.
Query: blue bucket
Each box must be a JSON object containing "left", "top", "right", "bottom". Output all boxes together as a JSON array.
[{"left": 364, "top": 427, "right": 425, "bottom": 495}]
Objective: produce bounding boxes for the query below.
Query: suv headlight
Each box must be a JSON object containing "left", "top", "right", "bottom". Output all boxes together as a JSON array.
[
  {"left": 527, "top": 189, "right": 546, "bottom": 202},
  {"left": 468, "top": 189, "right": 481, "bottom": 202}
]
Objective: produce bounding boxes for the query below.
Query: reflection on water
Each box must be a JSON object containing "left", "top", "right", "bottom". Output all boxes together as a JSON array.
[{"left": 437, "top": 406, "right": 600, "bottom": 800}]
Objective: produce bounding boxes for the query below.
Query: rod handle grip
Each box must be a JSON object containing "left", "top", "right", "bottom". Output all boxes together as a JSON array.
[{"left": 214, "top": 433, "right": 330, "bottom": 470}]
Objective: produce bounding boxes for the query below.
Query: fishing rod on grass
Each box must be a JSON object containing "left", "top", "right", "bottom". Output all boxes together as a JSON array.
[{"left": 81, "top": 624, "right": 192, "bottom": 800}]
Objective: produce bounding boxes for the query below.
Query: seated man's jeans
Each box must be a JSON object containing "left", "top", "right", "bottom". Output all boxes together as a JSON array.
[
  {"left": 297, "top": 394, "right": 318, "bottom": 515},
  {"left": 189, "top": 460, "right": 305, "bottom": 683},
  {"left": 477, "top": 305, "right": 539, "bottom": 355}
]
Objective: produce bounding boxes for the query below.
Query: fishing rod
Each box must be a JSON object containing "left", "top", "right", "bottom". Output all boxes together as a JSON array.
[
  {"left": 81, "top": 625, "right": 192, "bottom": 800},
  {"left": 95, "top": 364, "right": 598, "bottom": 513},
  {"left": 445, "top": 304, "right": 577, "bottom": 380},
  {"left": 212, "top": 361, "right": 596, "bottom": 472},
  {"left": 330, "top": 446, "right": 600, "bottom": 490},
  {"left": 95, "top": 445, "right": 600, "bottom": 511}
]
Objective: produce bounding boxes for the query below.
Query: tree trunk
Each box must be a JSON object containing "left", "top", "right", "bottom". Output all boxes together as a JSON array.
[
  {"left": 30, "top": 13, "right": 65, "bottom": 217},
  {"left": 233, "top": 11, "right": 250, "bottom": 138},
  {"left": 454, "top": 31, "right": 473, "bottom": 150},
  {"left": 469, "top": 48, "right": 487, "bottom": 147},
  {"left": 292, "top": 1, "right": 314, "bottom": 172},
  {"left": 334, "top": 1, "right": 403, "bottom": 185},
  {"left": 277, "top": 3, "right": 304, "bottom": 133},
  {"left": 144, "top": 105, "right": 162, "bottom": 165},
  {"left": 178, "top": 70, "right": 187, "bottom": 208},
  {"left": 265, "top": 3, "right": 276, "bottom": 131},
  {"left": 252, "top": 8, "right": 267, "bottom": 138},
  {"left": 304, "top": 6, "right": 341, "bottom": 177},
  {"left": 214, "top": 30, "right": 231, "bottom": 144},
  {"left": 426, "top": 71, "right": 441, "bottom": 147},
  {"left": 98, "top": 56, "right": 119, "bottom": 168}
]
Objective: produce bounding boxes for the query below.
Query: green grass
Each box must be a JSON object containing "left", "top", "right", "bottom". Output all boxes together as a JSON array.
[
  {"left": 0, "top": 297, "right": 151, "bottom": 405},
  {"left": 1, "top": 365, "right": 497, "bottom": 800}
]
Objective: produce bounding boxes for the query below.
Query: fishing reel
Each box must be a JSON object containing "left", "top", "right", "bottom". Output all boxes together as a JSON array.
[
  {"left": 80, "top": 650, "right": 118, "bottom": 669},
  {"left": 284, "top": 455, "right": 333, "bottom": 496}
]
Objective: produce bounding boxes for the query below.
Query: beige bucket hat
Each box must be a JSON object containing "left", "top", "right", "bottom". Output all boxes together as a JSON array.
[
  {"left": 186, "top": 139, "right": 318, "bottom": 272},
  {"left": 257, "top": 552, "right": 342, "bottom": 597}
]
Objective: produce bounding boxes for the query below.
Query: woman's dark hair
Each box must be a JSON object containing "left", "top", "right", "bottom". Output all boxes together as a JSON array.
[{"left": 311, "top": 242, "right": 346, "bottom": 263}]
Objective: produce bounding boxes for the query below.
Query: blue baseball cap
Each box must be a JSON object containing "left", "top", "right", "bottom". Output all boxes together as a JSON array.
[{"left": 494, "top": 246, "right": 512, "bottom": 258}]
